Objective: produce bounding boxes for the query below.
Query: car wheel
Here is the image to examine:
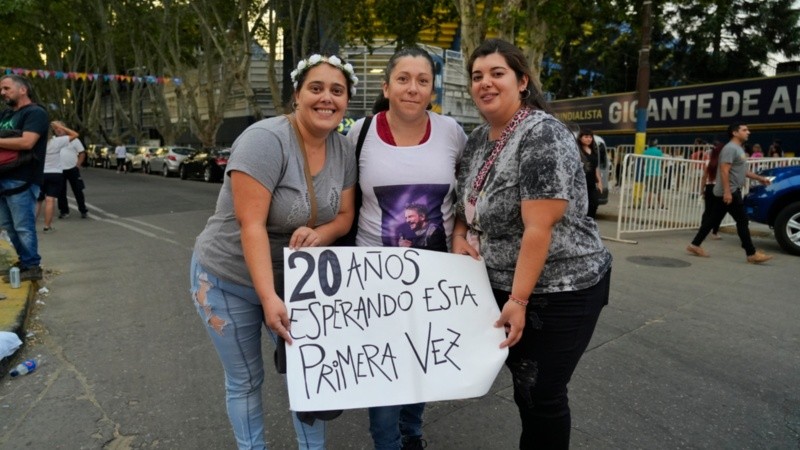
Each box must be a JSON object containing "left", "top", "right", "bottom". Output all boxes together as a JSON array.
[
  {"left": 179, "top": 165, "right": 188, "bottom": 180},
  {"left": 774, "top": 201, "right": 800, "bottom": 256},
  {"left": 126, "top": 161, "right": 132, "bottom": 172},
  {"left": 203, "top": 167, "right": 213, "bottom": 183},
  {"left": 163, "top": 165, "right": 170, "bottom": 177}
]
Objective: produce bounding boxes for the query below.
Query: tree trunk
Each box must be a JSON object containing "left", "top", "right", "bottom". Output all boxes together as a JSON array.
[{"left": 524, "top": 3, "right": 548, "bottom": 93}]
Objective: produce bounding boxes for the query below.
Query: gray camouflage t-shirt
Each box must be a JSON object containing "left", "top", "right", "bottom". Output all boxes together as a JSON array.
[
  {"left": 194, "top": 116, "right": 356, "bottom": 289},
  {"left": 456, "top": 110, "right": 612, "bottom": 293}
]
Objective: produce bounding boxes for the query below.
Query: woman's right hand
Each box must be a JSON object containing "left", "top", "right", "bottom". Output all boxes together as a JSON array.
[
  {"left": 452, "top": 234, "right": 480, "bottom": 260},
  {"left": 263, "top": 295, "right": 293, "bottom": 344},
  {"left": 495, "top": 301, "right": 526, "bottom": 348}
]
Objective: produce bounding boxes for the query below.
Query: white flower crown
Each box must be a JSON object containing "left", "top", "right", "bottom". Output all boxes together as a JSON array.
[{"left": 290, "top": 54, "right": 358, "bottom": 97}]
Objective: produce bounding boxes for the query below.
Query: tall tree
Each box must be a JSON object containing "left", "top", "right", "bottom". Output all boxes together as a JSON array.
[{"left": 667, "top": 0, "right": 800, "bottom": 83}]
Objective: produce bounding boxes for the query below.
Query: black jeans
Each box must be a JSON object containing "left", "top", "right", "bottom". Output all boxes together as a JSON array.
[
  {"left": 493, "top": 269, "right": 611, "bottom": 450},
  {"left": 58, "top": 167, "right": 88, "bottom": 215},
  {"left": 701, "top": 184, "right": 724, "bottom": 235},
  {"left": 585, "top": 173, "right": 599, "bottom": 219},
  {"left": 692, "top": 190, "right": 755, "bottom": 256}
]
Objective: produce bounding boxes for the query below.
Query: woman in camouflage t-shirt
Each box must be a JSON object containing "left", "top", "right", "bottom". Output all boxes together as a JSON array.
[{"left": 453, "top": 39, "right": 612, "bottom": 449}]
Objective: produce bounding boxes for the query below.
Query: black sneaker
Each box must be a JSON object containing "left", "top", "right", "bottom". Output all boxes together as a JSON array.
[
  {"left": 402, "top": 436, "right": 427, "bottom": 450},
  {"left": 58, "top": 212, "right": 70, "bottom": 219},
  {"left": 81, "top": 212, "right": 88, "bottom": 219},
  {"left": 3, "top": 265, "right": 42, "bottom": 282}
]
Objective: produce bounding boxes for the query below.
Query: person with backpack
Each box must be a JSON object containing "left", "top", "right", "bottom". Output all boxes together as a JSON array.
[
  {"left": 0, "top": 74, "right": 49, "bottom": 282},
  {"left": 346, "top": 46, "right": 467, "bottom": 450}
]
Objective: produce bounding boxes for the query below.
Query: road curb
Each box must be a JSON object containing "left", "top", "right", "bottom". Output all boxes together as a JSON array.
[{"left": 0, "top": 239, "right": 38, "bottom": 377}]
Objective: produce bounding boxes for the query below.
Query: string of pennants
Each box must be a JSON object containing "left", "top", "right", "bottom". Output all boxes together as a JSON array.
[{"left": 1, "top": 66, "right": 182, "bottom": 86}]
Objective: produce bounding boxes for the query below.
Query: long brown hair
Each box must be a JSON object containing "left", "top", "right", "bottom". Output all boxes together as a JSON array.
[{"left": 707, "top": 142, "right": 723, "bottom": 181}]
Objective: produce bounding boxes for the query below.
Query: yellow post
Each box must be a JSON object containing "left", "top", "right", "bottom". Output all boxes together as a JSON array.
[{"left": 633, "top": 132, "right": 647, "bottom": 207}]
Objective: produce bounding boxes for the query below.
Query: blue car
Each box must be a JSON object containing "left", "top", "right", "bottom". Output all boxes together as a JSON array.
[{"left": 744, "top": 165, "right": 800, "bottom": 256}]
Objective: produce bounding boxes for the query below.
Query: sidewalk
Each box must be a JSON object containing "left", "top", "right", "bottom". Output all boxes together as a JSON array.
[{"left": 0, "top": 240, "right": 37, "bottom": 376}]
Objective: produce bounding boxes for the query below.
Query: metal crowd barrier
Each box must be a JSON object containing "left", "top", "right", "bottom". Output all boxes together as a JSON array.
[{"left": 613, "top": 154, "right": 800, "bottom": 242}]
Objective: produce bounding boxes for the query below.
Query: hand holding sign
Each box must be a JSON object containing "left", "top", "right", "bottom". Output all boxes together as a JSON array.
[{"left": 284, "top": 247, "right": 507, "bottom": 411}]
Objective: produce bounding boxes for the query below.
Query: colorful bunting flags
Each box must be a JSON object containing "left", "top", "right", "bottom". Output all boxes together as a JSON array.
[{"left": 0, "top": 66, "right": 182, "bottom": 85}]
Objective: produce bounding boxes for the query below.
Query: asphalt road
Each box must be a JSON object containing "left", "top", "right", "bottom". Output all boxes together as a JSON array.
[{"left": 0, "top": 166, "right": 798, "bottom": 449}]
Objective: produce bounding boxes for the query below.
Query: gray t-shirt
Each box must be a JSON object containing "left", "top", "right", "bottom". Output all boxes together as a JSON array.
[
  {"left": 194, "top": 116, "right": 357, "bottom": 289},
  {"left": 456, "top": 110, "right": 612, "bottom": 293},
  {"left": 713, "top": 141, "right": 747, "bottom": 196}
]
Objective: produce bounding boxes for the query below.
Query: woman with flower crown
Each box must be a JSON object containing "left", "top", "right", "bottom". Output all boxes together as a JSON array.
[
  {"left": 190, "top": 54, "right": 359, "bottom": 449},
  {"left": 346, "top": 46, "right": 467, "bottom": 450},
  {"left": 453, "top": 39, "right": 611, "bottom": 449}
]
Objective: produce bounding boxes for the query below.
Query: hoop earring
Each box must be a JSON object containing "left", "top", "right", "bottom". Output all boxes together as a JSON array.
[{"left": 520, "top": 88, "right": 531, "bottom": 100}]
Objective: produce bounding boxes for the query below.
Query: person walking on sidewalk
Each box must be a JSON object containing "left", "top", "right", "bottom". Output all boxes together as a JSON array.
[
  {"left": 0, "top": 74, "right": 49, "bottom": 282},
  {"left": 687, "top": 123, "right": 772, "bottom": 263},
  {"left": 699, "top": 143, "right": 725, "bottom": 241},
  {"left": 114, "top": 143, "right": 127, "bottom": 173},
  {"left": 55, "top": 121, "right": 89, "bottom": 219}
]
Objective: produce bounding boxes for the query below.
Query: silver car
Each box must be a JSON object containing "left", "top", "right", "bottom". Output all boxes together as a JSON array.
[{"left": 147, "top": 146, "right": 196, "bottom": 177}]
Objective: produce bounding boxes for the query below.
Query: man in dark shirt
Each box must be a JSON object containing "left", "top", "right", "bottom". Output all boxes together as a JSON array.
[
  {"left": 397, "top": 203, "right": 446, "bottom": 251},
  {"left": 0, "top": 75, "right": 49, "bottom": 281}
]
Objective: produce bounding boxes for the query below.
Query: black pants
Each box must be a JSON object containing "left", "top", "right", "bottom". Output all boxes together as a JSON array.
[
  {"left": 494, "top": 269, "right": 611, "bottom": 450},
  {"left": 701, "top": 184, "right": 723, "bottom": 235},
  {"left": 58, "top": 167, "right": 88, "bottom": 215},
  {"left": 692, "top": 190, "right": 755, "bottom": 256},
  {"left": 585, "top": 174, "right": 599, "bottom": 219}
]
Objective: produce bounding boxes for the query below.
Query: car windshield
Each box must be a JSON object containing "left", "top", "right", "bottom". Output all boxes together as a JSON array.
[{"left": 173, "top": 147, "right": 195, "bottom": 156}]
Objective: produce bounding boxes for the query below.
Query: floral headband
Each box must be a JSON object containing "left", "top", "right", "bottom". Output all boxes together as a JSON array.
[{"left": 290, "top": 54, "right": 359, "bottom": 97}]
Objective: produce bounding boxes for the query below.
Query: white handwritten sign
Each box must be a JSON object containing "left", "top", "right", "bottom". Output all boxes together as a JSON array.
[{"left": 283, "top": 247, "right": 507, "bottom": 411}]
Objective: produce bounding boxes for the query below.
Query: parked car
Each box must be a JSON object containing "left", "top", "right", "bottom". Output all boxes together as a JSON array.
[
  {"left": 107, "top": 145, "right": 143, "bottom": 171},
  {"left": 140, "top": 146, "right": 160, "bottom": 174},
  {"left": 148, "top": 146, "right": 196, "bottom": 177},
  {"left": 744, "top": 165, "right": 800, "bottom": 256},
  {"left": 86, "top": 144, "right": 110, "bottom": 167},
  {"left": 179, "top": 148, "right": 230, "bottom": 182}
]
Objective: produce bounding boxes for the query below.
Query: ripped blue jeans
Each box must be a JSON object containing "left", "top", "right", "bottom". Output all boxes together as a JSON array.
[{"left": 190, "top": 254, "right": 326, "bottom": 450}]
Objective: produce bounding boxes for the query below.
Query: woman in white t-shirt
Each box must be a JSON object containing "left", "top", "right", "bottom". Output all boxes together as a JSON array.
[
  {"left": 347, "top": 46, "right": 467, "bottom": 450},
  {"left": 114, "top": 143, "right": 127, "bottom": 173},
  {"left": 37, "top": 122, "right": 78, "bottom": 232}
]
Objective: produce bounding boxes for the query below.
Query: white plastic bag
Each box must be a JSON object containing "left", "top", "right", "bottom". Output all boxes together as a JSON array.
[{"left": 0, "top": 331, "right": 23, "bottom": 359}]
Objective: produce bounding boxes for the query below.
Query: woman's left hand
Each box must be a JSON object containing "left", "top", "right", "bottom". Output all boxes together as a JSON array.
[
  {"left": 289, "top": 226, "right": 321, "bottom": 249},
  {"left": 495, "top": 301, "right": 526, "bottom": 348}
]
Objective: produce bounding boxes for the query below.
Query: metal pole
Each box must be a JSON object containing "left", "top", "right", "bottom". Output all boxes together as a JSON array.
[{"left": 634, "top": 0, "right": 653, "bottom": 155}]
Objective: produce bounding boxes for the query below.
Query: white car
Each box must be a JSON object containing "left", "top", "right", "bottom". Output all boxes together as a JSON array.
[{"left": 147, "top": 146, "right": 196, "bottom": 177}]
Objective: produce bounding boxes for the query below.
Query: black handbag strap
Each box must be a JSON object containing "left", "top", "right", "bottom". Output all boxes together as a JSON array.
[
  {"left": 0, "top": 181, "right": 31, "bottom": 197},
  {"left": 355, "top": 115, "right": 372, "bottom": 162},
  {"left": 332, "top": 115, "right": 372, "bottom": 247}
]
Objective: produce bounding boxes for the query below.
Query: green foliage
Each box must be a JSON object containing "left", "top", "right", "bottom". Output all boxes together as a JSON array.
[{"left": 541, "top": 0, "right": 800, "bottom": 98}]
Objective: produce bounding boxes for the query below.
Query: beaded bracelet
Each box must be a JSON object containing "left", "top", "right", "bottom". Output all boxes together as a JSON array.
[{"left": 508, "top": 294, "right": 529, "bottom": 307}]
